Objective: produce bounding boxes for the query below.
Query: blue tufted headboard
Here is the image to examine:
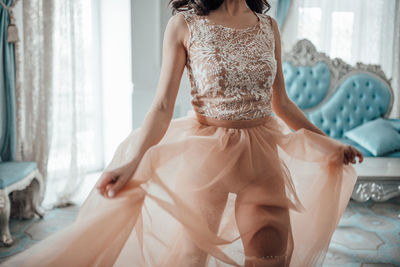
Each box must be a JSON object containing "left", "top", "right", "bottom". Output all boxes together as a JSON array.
[
  {"left": 282, "top": 39, "right": 393, "bottom": 138},
  {"left": 283, "top": 61, "right": 331, "bottom": 110}
]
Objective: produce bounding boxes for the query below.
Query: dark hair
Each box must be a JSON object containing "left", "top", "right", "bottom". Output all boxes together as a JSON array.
[{"left": 168, "top": 0, "right": 271, "bottom": 15}]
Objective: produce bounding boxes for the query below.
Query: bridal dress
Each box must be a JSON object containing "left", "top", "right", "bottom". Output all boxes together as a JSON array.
[{"left": 2, "top": 8, "right": 358, "bottom": 267}]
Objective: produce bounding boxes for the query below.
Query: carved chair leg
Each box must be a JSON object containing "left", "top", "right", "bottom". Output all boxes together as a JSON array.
[
  {"left": 31, "top": 178, "right": 45, "bottom": 218},
  {"left": 0, "top": 190, "right": 13, "bottom": 247},
  {"left": 32, "top": 172, "right": 45, "bottom": 218}
]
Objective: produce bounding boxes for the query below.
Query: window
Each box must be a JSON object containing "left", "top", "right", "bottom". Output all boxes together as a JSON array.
[
  {"left": 330, "top": 12, "right": 354, "bottom": 62},
  {"left": 297, "top": 7, "right": 322, "bottom": 48}
]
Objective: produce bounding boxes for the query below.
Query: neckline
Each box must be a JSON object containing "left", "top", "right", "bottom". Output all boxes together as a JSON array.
[{"left": 199, "top": 10, "right": 261, "bottom": 32}]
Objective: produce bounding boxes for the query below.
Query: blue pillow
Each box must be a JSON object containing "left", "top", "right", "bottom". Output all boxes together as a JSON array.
[
  {"left": 388, "top": 118, "right": 400, "bottom": 132},
  {"left": 344, "top": 118, "right": 400, "bottom": 156}
]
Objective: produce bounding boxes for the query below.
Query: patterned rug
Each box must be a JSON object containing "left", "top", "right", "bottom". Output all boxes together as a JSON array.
[
  {"left": 324, "top": 197, "right": 400, "bottom": 267},
  {"left": 0, "top": 197, "right": 399, "bottom": 266}
]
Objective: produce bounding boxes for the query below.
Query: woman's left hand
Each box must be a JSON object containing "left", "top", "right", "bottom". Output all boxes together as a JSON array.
[{"left": 343, "top": 145, "right": 364, "bottom": 164}]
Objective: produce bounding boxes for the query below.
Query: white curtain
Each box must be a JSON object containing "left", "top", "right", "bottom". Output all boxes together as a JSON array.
[
  {"left": 282, "top": 0, "right": 400, "bottom": 118},
  {"left": 16, "top": 0, "right": 103, "bottom": 209}
]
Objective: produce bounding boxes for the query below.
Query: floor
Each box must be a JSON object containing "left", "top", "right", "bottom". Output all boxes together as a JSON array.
[
  {"left": 0, "top": 173, "right": 399, "bottom": 266},
  {"left": 323, "top": 197, "right": 400, "bottom": 267}
]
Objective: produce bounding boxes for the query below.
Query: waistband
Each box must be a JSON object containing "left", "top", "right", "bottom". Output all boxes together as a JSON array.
[{"left": 195, "top": 112, "right": 272, "bottom": 129}]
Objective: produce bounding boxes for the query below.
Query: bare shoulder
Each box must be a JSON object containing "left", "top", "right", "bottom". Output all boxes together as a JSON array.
[
  {"left": 165, "top": 11, "right": 190, "bottom": 48},
  {"left": 267, "top": 15, "right": 280, "bottom": 36},
  {"left": 169, "top": 11, "right": 189, "bottom": 29}
]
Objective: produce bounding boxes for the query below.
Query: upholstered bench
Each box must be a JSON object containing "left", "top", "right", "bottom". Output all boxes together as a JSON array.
[
  {"left": 282, "top": 39, "right": 400, "bottom": 202},
  {"left": 0, "top": 161, "right": 45, "bottom": 246}
]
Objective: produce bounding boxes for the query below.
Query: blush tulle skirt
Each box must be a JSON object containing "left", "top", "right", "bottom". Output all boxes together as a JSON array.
[{"left": 1, "top": 110, "right": 357, "bottom": 267}]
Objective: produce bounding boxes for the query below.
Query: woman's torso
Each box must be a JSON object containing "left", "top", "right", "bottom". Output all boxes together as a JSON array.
[{"left": 180, "top": 8, "right": 277, "bottom": 121}]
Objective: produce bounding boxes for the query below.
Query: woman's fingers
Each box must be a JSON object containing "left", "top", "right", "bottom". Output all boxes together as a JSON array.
[
  {"left": 349, "top": 147, "right": 356, "bottom": 164},
  {"left": 96, "top": 161, "right": 138, "bottom": 198},
  {"left": 343, "top": 145, "right": 364, "bottom": 165},
  {"left": 343, "top": 146, "right": 350, "bottom": 164},
  {"left": 96, "top": 171, "right": 118, "bottom": 196},
  {"left": 354, "top": 147, "right": 364, "bottom": 163},
  {"left": 107, "top": 176, "right": 129, "bottom": 198}
]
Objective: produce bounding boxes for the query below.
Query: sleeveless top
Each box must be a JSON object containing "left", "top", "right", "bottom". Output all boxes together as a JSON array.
[{"left": 179, "top": 8, "right": 277, "bottom": 121}]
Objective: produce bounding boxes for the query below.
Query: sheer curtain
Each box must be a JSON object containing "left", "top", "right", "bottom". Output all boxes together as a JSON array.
[
  {"left": 282, "top": 0, "right": 400, "bottom": 118},
  {"left": 16, "top": 0, "right": 103, "bottom": 209}
]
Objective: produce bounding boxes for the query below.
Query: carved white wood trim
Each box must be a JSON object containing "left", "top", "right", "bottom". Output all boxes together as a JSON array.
[
  {"left": 352, "top": 181, "right": 400, "bottom": 202},
  {"left": 283, "top": 39, "right": 394, "bottom": 115}
]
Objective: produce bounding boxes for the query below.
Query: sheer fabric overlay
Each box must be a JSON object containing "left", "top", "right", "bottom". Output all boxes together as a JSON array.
[{"left": 2, "top": 7, "right": 357, "bottom": 267}]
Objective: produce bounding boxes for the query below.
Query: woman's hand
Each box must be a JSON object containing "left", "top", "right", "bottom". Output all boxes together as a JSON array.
[
  {"left": 96, "top": 160, "right": 139, "bottom": 198},
  {"left": 343, "top": 145, "right": 364, "bottom": 165}
]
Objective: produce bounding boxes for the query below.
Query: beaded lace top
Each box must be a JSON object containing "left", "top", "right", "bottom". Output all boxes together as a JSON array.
[{"left": 179, "top": 8, "right": 277, "bottom": 120}]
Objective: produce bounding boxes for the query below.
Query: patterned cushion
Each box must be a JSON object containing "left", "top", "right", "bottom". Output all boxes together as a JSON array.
[{"left": 0, "top": 162, "right": 38, "bottom": 189}]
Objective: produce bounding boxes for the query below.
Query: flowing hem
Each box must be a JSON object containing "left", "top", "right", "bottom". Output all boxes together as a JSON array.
[{"left": 1, "top": 112, "right": 358, "bottom": 267}]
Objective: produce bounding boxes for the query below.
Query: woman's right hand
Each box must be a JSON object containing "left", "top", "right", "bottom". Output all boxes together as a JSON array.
[{"left": 96, "top": 159, "right": 139, "bottom": 198}]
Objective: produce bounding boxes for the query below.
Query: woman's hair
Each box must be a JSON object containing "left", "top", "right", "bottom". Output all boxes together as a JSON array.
[{"left": 168, "top": 0, "right": 271, "bottom": 15}]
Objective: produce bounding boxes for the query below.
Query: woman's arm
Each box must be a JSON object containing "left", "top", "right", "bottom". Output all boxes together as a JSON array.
[
  {"left": 269, "top": 17, "right": 363, "bottom": 165},
  {"left": 97, "top": 13, "right": 189, "bottom": 197},
  {"left": 125, "top": 14, "right": 189, "bottom": 162},
  {"left": 269, "top": 18, "right": 327, "bottom": 136}
]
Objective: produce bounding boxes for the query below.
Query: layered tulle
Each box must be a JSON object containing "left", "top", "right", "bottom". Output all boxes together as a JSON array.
[{"left": 1, "top": 111, "right": 357, "bottom": 267}]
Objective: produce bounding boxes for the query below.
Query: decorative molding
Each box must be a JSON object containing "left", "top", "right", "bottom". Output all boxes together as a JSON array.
[
  {"left": 354, "top": 62, "right": 391, "bottom": 83},
  {"left": 351, "top": 181, "right": 400, "bottom": 202},
  {"left": 283, "top": 39, "right": 394, "bottom": 115},
  {"left": 283, "top": 39, "right": 334, "bottom": 67}
]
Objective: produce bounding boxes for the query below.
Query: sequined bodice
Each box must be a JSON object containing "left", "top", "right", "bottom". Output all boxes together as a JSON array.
[{"left": 180, "top": 8, "right": 277, "bottom": 121}]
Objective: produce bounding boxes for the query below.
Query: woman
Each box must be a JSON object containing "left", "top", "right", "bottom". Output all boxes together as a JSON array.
[{"left": 2, "top": 0, "right": 363, "bottom": 266}]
